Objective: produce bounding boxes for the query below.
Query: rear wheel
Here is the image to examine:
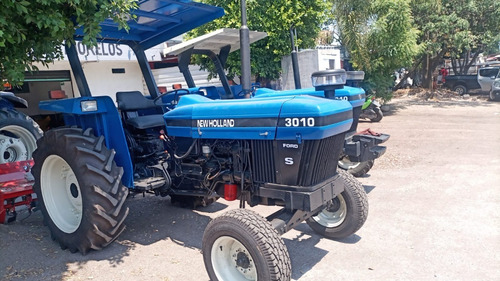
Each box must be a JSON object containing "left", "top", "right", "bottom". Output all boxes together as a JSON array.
[
  {"left": 203, "top": 209, "right": 291, "bottom": 281},
  {"left": 0, "top": 108, "right": 42, "bottom": 163},
  {"left": 338, "top": 156, "right": 374, "bottom": 177},
  {"left": 371, "top": 107, "right": 383, "bottom": 122},
  {"left": 306, "top": 170, "right": 368, "bottom": 239},
  {"left": 453, "top": 85, "right": 467, "bottom": 95},
  {"left": 32, "top": 127, "right": 129, "bottom": 254}
]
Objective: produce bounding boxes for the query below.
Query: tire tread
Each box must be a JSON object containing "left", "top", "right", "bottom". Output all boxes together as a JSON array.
[{"left": 32, "top": 127, "right": 129, "bottom": 255}]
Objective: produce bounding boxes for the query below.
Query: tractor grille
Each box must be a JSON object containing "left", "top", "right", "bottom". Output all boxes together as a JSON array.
[
  {"left": 251, "top": 140, "right": 276, "bottom": 183},
  {"left": 251, "top": 134, "right": 345, "bottom": 187},
  {"left": 296, "top": 134, "right": 345, "bottom": 186}
]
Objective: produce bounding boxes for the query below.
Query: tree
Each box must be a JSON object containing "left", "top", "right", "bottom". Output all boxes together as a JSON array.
[
  {"left": 330, "top": 0, "right": 419, "bottom": 101},
  {"left": 409, "top": 0, "right": 500, "bottom": 88},
  {"left": 0, "top": 0, "right": 136, "bottom": 84},
  {"left": 189, "top": 0, "right": 328, "bottom": 83}
]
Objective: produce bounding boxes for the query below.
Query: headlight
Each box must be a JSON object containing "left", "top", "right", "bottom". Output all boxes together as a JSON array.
[
  {"left": 81, "top": 100, "right": 98, "bottom": 112},
  {"left": 311, "top": 69, "right": 347, "bottom": 88}
]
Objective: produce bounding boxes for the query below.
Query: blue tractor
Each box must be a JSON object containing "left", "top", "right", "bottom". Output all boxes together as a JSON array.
[
  {"left": 163, "top": 35, "right": 389, "bottom": 177},
  {"left": 31, "top": 1, "right": 368, "bottom": 280},
  {"left": 253, "top": 70, "right": 390, "bottom": 177}
]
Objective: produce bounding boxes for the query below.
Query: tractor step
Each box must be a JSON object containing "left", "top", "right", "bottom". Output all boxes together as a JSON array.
[
  {"left": 134, "top": 176, "right": 167, "bottom": 191},
  {"left": 0, "top": 160, "right": 36, "bottom": 224}
]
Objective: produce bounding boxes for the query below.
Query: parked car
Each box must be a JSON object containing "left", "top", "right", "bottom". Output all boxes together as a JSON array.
[
  {"left": 490, "top": 77, "right": 500, "bottom": 101},
  {"left": 443, "top": 66, "right": 499, "bottom": 95}
]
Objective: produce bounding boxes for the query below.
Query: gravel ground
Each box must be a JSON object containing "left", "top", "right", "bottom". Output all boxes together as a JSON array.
[{"left": 1, "top": 95, "right": 499, "bottom": 281}]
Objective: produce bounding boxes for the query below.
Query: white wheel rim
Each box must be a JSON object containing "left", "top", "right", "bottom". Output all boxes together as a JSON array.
[
  {"left": 0, "top": 135, "right": 28, "bottom": 163},
  {"left": 211, "top": 236, "right": 258, "bottom": 281},
  {"left": 41, "top": 155, "right": 83, "bottom": 233},
  {"left": 0, "top": 125, "right": 37, "bottom": 160},
  {"left": 338, "top": 156, "right": 360, "bottom": 170},
  {"left": 312, "top": 194, "right": 347, "bottom": 228}
]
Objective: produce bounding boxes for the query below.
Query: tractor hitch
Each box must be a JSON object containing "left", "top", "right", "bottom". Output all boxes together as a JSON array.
[{"left": 0, "top": 160, "right": 36, "bottom": 223}]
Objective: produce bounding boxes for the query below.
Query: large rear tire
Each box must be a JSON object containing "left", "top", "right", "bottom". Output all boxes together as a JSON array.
[
  {"left": 306, "top": 170, "right": 368, "bottom": 239},
  {"left": 32, "top": 127, "right": 129, "bottom": 254},
  {"left": 0, "top": 108, "right": 42, "bottom": 163},
  {"left": 202, "top": 209, "right": 291, "bottom": 281}
]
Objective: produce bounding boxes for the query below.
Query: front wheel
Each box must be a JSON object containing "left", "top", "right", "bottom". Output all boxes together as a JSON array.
[
  {"left": 202, "top": 209, "right": 291, "bottom": 281},
  {"left": 338, "top": 156, "right": 374, "bottom": 177},
  {"left": 306, "top": 170, "right": 368, "bottom": 239},
  {"left": 32, "top": 127, "right": 129, "bottom": 254},
  {"left": 490, "top": 91, "right": 498, "bottom": 101}
]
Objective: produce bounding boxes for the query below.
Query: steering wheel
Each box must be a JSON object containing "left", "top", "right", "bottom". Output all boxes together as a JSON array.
[{"left": 153, "top": 89, "right": 191, "bottom": 110}]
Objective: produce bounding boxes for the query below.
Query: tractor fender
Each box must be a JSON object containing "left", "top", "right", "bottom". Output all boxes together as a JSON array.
[
  {"left": 39, "top": 97, "right": 134, "bottom": 188},
  {"left": 0, "top": 91, "right": 28, "bottom": 108}
]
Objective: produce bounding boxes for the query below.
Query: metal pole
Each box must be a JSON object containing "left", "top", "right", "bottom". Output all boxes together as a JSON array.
[
  {"left": 65, "top": 44, "right": 92, "bottom": 97},
  {"left": 130, "top": 43, "right": 160, "bottom": 98},
  {"left": 290, "top": 27, "right": 301, "bottom": 89},
  {"left": 240, "top": 0, "right": 251, "bottom": 98}
]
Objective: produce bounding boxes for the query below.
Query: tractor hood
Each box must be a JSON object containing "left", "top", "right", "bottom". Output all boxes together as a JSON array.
[
  {"left": 254, "top": 86, "right": 366, "bottom": 108},
  {"left": 163, "top": 95, "right": 353, "bottom": 140}
]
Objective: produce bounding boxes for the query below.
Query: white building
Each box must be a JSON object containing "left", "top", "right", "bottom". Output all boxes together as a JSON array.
[{"left": 281, "top": 46, "right": 341, "bottom": 90}]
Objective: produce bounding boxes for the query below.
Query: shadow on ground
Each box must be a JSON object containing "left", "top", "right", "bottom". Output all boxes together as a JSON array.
[{"left": 1, "top": 185, "right": 372, "bottom": 280}]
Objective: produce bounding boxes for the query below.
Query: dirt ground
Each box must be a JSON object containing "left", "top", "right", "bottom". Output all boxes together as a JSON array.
[{"left": 1, "top": 93, "right": 499, "bottom": 281}]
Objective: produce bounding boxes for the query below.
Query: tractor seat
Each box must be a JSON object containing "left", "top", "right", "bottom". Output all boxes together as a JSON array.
[{"left": 116, "top": 91, "right": 165, "bottom": 129}]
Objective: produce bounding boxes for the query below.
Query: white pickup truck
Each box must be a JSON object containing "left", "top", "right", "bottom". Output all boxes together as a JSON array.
[
  {"left": 443, "top": 66, "right": 500, "bottom": 95},
  {"left": 490, "top": 75, "right": 500, "bottom": 101}
]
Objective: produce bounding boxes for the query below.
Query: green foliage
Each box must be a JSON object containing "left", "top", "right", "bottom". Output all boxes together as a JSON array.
[
  {"left": 0, "top": 0, "right": 137, "bottom": 84},
  {"left": 411, "top": 0, "right": 500, "bottom": 75},
  {"left": 189, "top": 0, "right": 328, "bottom": 81},
  {"left": 331, "top": 0, "right": 419, "bottom": 102}
]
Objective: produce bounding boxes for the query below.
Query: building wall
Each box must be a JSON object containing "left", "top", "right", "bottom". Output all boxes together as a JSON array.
[
  {"left": 33, "top": 60, "right": 144, "bottom": 103},
  {"left": 281, "top": 48, "right": 341, "bottom": 90},
  {"left": 152, "top": 65, "right": 221, "bottom": 91}
]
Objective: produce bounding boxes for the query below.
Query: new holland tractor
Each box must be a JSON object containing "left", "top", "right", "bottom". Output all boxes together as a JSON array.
[
  {"left": 253, "top": 70, "right": 390, "bottom": 177},
  {"left": 162, "top": 34, "right": 389, "bottom": 178},
  {"left": 30, "top": 1, "right": 368, "bottom": 280}
]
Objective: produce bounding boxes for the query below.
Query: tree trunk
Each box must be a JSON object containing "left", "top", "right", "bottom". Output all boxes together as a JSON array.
[{"left": 420, "top": 50, "right": 445, "bottom": 89}]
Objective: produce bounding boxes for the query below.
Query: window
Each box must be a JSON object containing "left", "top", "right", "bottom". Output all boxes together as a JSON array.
[
  {"left": 329, "top": 59, "right": 335, "bottom": 69},
  {"left": 479, "top": 68, "right": 499, "bottom": 78}
]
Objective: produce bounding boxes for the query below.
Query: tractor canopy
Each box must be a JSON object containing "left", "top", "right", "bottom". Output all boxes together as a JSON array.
[{"left": 74, "top": 0, "right": 225, "bottom": 50}]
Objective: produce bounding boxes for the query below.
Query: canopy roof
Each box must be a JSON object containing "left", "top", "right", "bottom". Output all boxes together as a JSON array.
[
  {"left": 164, "top": 28, "right": 267, "bottom": 56},
  {"left": 74, "top": 0, "right": 225, "bottom": 50}
]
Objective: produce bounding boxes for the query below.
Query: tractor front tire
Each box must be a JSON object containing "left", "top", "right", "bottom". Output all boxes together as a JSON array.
[
  {"left": 32, "top": 127, "right": 129, "bottom": 254},
  {"left": 0, "top": 108, "right": 42, "bottom": 163},
  {"left": 306, "top": 170, "right": 368, "bottom": 239},
  {"left": 203, "top": 209, "right": 291, "bottom": 281},
  {"left": 338, "top": 156, "right": 374, "bottom": 177}
]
